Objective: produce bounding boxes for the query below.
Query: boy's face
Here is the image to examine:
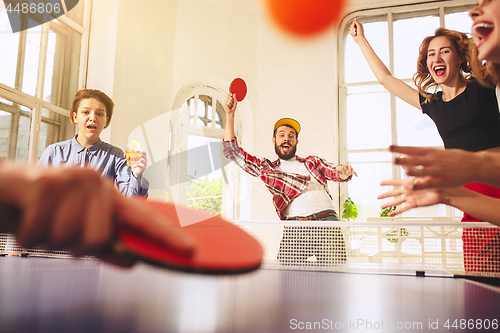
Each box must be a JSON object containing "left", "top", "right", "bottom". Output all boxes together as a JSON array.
[{"left": 73, "top": 98, "right": 109, "bottom": 147}]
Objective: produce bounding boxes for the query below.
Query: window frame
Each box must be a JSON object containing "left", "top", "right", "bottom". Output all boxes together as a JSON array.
[
  {"left": 0, "top": 0, "right": 91, "bottom": 164},
  {"left": 338, "top": 0, "right": 477, "bottom": 220},
  {"left": 169, "top": 85, "right": 230, "bottom": 217}
]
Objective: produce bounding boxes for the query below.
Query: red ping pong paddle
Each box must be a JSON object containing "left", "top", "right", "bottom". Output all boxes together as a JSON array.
[
  {"left": 229, "top": 78, "right": 247, "bottom": 102},
  {"left": 0, "top": 202, "right": 263, "bottom": 274}
]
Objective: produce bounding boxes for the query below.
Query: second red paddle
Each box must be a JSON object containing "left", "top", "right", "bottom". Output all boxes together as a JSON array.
[{"left": 230, "top": 78, "right": 247, "bottom": 102}]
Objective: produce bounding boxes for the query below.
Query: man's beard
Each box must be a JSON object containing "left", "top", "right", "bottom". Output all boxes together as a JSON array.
[{"left": 274, "top": 142, "right": 297, "bottom": 160}]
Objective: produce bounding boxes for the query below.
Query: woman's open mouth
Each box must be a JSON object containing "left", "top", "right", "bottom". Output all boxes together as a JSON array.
[
  {"left": 472, "top": 22, "right": 494, "bottom": 48},
  {"left": 433, "top": 65, "right": 446, "bottom": 77}
]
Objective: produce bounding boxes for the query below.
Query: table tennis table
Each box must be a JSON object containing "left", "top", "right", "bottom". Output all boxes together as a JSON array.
[{"left": 1, "top": 256, "right": 499, "bottom": 333}]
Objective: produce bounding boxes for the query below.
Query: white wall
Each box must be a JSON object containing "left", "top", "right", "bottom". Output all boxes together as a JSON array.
[{"left": 87, "top": 0, "right": 438, "bottom": 219}]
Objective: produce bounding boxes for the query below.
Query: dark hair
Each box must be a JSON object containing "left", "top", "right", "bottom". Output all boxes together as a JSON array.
[
  {"left": 70, "top": 89, "right": 114, "bottom": 128},
  {"left": 273, "top": 124, "right": 299, "bottom": 139},
  {"left": 413, "top": 28, "right": 472, "bottom": 104}
]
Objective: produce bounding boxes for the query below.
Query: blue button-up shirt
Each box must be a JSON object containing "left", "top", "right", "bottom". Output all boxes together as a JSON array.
[{"left": 38, "top": 136, "right": 148, "bottom": 198}]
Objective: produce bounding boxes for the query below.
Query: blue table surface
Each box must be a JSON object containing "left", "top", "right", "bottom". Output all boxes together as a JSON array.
[{"left": 0, "top": 257, "right": 499, "bottom": 333}]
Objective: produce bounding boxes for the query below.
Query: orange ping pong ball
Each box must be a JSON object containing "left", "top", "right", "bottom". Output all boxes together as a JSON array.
[{"left": 265, "top": 0, "right": 346, "bottom": 37}]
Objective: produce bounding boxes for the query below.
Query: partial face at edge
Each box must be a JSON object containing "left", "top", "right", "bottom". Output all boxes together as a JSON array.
[{"left": 470, "top": 0, "right": 500, "bottom": 63}]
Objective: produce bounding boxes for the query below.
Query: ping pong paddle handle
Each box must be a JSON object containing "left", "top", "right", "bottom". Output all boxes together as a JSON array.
[{"left": 0, "top": 205, "right": 22, "bottom": 233}]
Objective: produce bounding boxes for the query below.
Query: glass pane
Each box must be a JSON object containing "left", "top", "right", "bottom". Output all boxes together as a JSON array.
[
  {"left": 189, "top": 98, "right": 195, "bottom": 124},
  {"left": 186, "top": 179, "right": 222, "bottom": 216},
  {"left": 393, "top": 15, "right": 440, "bottom": 79},
  {"left": 0, "top": 111, "right": 12, "bottom": 159},
  {"left": 199, "top": 95, "right": 212, "bottom": 124},
  {"left": 0, "top": 102, "right": 32, "bottom": 162},
  {"left": 346, "top": 87, "right": 391, "bottom": 150},
  {"left": 43, "top": 21, "right": 81, "bottom": 109},
  {"left": 347, "top": 151, "right": 392, "bottom": 164},
  {"left": 215, "top": 101, "right": 225, "bottom": 129},
  {"left": 197, "top": 97, "right": 205, "bottom": 118},
  {"left": 345, "top": 20, "right": 388, "bottom": 83},
  {"left": 445, "top": 10, "right": 473, "bottom": 34},
  {"left": 345, "top": 158, "right": 393, "bottom": 221},
  {"left": 37, "top": 108, "right": 71, "bottom": 160},
  {"left": 0, "top": 9, "right": 20, "bottom": 89},
  {"left": 43, "top": 29, "right": 57, "bottom": 103},
  {"left": 23, "top": 21, "right": 42, "bottom": 96},
  {"left": 396, "top": 98, "right": 443, "bottom": 147},
  {"left": 187, "top": 135, "right": 221, "bottom": 180},
  {"left": 16, "top": 109, "right": 31, "bottom": 162},
  {"left": 186, "top": 135, "right": 222, "bottom": 215}
]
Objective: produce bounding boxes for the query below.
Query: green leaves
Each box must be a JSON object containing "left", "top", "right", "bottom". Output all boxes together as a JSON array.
[
  {"left": 186, "top": 179, "right": 222, "bottom": 216},
  {"left": 342, "top": 197, "right": 358, "bottom": 221},
  {"left": 380, "top": 206, "right": 408, "bottom": 243},
  {"left": 380, "top": 206, "right": 396, "bottom": 217},
  {"left": 385, "top": 228, "right": 409, "bottom": 244}
]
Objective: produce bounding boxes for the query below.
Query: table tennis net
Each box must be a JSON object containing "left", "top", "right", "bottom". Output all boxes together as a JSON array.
[{"left": 1, "top": 220, "right": 499, "bottom": 278}]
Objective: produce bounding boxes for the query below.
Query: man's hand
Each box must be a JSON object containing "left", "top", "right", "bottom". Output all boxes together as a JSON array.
[
  {"left": 225, "top": 93, "right": 237, "bottom": 116},
  {"left": 336, "top": 164, "right": 357, "bottom": 180}
]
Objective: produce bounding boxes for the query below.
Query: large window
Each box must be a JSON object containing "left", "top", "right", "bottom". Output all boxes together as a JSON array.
[
  {"left": 185, "top": 94, "right": 226, "bottom": 215},
  {"left": 0, "top": 0, "right": 89, "bottom": 164},
  {"left": 169, "top": 88, "right": 228, "bottom": 216},
  {"left": 340, "top": 1, "right": 475, "bottom": 220}
]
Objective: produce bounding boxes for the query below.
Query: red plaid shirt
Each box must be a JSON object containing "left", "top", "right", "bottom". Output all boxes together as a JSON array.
[{"left": 223, "top": 137, "right": 351, "bottom": 219}]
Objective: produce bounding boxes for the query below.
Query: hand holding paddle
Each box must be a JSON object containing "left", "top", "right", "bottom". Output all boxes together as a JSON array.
[
  {"left": 0, "top": 162, "right": 263, "bottom": 273},
  {"left": 225, "top": 92, "right": 237, "bottom": 116}
]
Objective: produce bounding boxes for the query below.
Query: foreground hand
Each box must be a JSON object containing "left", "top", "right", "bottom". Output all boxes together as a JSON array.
[
  {"left": 336, "top": 164, "right": 358, "bottom": 180},
  {"left": 377, "top": 177, "right": 443, "bottom": 216},
  {"left": 390, "top": 145, "right": 480, "bottom": 190},
  {"left": 0, "top": 162, "right": 195, "bottom": 266}
]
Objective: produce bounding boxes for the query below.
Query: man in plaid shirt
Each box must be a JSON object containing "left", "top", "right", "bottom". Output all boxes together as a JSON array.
[{"left": 223, "top": 93, "right": 357, "bottom": 263}]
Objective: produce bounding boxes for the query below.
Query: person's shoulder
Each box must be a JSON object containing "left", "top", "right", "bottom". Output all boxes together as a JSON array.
[
  {"left": 466, "top": 77, "right": 497, "bottom": 100},
  {"left": 96, "top": 142, "right": 127, "bottom": 165},
  {"left": 304, "top": 155, "right": 327, "bottom": 164},
  {"left": 38, "top": 138, "right": 73, "bottom": 165},
  {"left": 45, "top": 138, "right": 73, "bottom": 152},
  {"left": 101, "top": 141, "right": 123, "bottom": 153}
]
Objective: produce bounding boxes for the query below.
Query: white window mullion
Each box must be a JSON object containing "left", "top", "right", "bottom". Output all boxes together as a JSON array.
[
  {"left": 194, "top": 94, "right": 199, "bottom": 125},
  {"left": 15, "top": 26, "right": 28, "bottom": 91},
  {"left": 211, "top": 98, "right": 216, "bottom": 128},
  {"left": 439, "top": 6, "right": 445, "bottom": 27},
  {"left": 387, "top": 13, "right": 400, "bottom": 184},
  {"left": 27, "top": 19, "right": 49, "bottom": 164},
  {"left": 78, "top": 0, "right": 92, "bottom": 89}
]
